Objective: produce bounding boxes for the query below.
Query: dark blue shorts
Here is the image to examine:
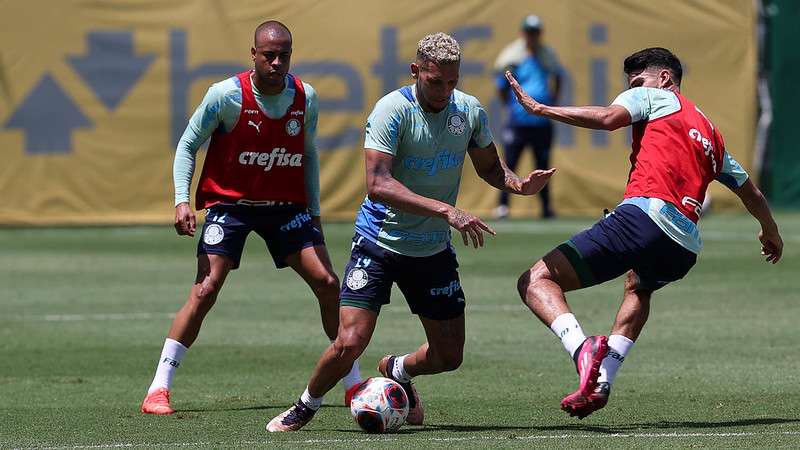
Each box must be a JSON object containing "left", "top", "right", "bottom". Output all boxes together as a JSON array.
[
  {"left": 558, "top": 204, "right": 697, "bottom": 291},
  {"left": 339, "top": 234, "right": 466, "bottom": 320},
  {"left": 197, "top": 204, "right": 323, "bottom": 269}
]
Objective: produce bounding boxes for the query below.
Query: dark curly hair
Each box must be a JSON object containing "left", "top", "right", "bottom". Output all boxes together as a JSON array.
[{"left": 623, "top": 47, "right": 682, "bottom": 86}]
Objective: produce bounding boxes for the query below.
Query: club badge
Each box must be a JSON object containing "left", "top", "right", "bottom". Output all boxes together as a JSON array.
[
  {"left": 446, "top": 113, "right": 466, "bottom": 136},
  {"left": 346, "top": 268, "right": 369, "bottom": 290},
  {"left": 203, "top": 223, "right": 224, "bottom": 245},
  {"left": 286, "top": 118, "right": 302, "bottom": 136}
]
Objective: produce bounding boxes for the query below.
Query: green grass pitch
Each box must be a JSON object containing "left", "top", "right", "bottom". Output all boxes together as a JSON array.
[{"left": 2, "top": 213, "right": 799, "bottom": 448}]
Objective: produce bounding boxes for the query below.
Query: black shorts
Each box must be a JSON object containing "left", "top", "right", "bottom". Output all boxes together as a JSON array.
[
  {"left": 339, "top": 234, "right": 466, "bottom": 320},
  {"left": 558, "top": 204, "right": 697, "bottom": 291},
  {"left": 197, "top": 204, "right": 323, "bottom": 269}
]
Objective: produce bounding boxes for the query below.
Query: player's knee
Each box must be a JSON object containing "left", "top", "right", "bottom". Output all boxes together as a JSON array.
[
  {"left": 312, "top": 272, "right": 340, "bottom": 297},
  {"left": 517, "top": 260, "right": 549, "bottom": 299},
  {"left": 322, "top": 273, "right": 340, "bottom": 292},
  {"left": 194, "top": 275, "right": 224, "bottom": 307},
  {"left": 333, "top": 331, "right": 368, "bottom": 362}
]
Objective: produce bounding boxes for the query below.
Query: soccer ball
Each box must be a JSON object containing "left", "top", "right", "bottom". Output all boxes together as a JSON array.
[{"left": 350, "top": 377, "right": 409, "bottom": 433}]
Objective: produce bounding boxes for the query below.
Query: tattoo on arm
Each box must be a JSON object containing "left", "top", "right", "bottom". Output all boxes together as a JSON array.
[
  {"left": 503, "top": 170, "right": 522, "bottom": 193},
  {"left": 451, "top": 208, "right": 471, "bottom": 227}
]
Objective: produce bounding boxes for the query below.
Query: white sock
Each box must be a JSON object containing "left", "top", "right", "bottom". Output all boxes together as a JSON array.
[
  {"left": 598, "top": 334, "right": 635, "bottom": 385},
  {"left": 300, "top": 387, "right": 323, "bottom": 410},
  {"left": 148, "top": 338, "right": 188, "bottom": 393},
  {"left": 391, "top": 355, "right": 412, "bottom": 383},
  {"left": 549, "top": 313, "right": 587, "bottom": 357},
  {"left": 341, "top": 358, "right": 362, "bottom": 390}
]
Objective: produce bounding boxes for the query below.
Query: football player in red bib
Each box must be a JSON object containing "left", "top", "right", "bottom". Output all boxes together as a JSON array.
[
  {"left": 507, "top": 47, "right": 782, "bottom": 418},
  {"left": 141, "top": 21, "right": 362, "bottom": 416}
]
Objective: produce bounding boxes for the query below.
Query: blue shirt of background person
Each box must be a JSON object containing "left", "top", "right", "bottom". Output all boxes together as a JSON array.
[{"left": 495, "top": 15, "right": 563, "bottom": 127}]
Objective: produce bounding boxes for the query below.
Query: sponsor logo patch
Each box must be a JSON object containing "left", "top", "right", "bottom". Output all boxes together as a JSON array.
[
  {"left": 430, "top": 280, "right": 461, "bottom": 297},
  {"left": 401, "top": 151, "right": 464, "bottom": 176},
  {"left": 247, "top": 120, "right": 262, "bottom": 133},
  {"left": 238, "top": 147, "right": 303, "bottom": 171},
  {"left": 280, "top": 212, "right": 312, "bottom": 232}
]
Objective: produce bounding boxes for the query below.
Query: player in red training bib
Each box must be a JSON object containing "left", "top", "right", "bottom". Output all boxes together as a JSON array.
[
  {"left": 506, "top": 47, "right": 783, "bottom": 418},
  {"left": 140, "top": 21, "right": 361, "bottom": 416}
]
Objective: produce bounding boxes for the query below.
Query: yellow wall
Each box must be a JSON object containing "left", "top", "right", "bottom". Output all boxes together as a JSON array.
[{"left": 0, "top": 0, "right": 756, "bottom": 224}]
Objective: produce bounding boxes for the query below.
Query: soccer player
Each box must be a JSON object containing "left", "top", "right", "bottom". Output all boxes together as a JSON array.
[
  {"left": 140, "top": 21, "right": 362, "bottom": 415},
  {"left": 266, "top": 32, "right": 555, "bottom": 432},
  {"left": 507, "top": 47, "right": 783, "bottom": 418}
]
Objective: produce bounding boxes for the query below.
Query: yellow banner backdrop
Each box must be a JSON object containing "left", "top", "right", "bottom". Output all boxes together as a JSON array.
[{"left": 0, "top": 0, "right": 755, "bottom": 224}]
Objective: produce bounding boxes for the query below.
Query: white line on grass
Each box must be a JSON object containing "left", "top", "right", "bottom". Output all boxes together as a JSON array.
[
  {"left": 6, "top": 312, "right": 176, "bottom": 322},
  {"left": 21, "top": 430, "right": 800, "bottom": 449},
  {"left": 5, "top": 305, "right": 528, "bottom": 323}
]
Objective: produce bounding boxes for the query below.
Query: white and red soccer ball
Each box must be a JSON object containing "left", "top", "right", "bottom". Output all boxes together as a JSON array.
[{"left": 349, "top": 377, "right": 409, "bottom": 433}]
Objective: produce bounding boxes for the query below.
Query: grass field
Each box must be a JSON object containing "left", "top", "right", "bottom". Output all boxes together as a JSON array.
[{"left": 2, "top": 213, "right": 799, "bottom": 449}]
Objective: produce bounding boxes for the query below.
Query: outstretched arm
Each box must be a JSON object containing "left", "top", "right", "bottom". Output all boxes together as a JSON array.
[
  {"left": 468, "top": 142, "right": 555, "bottom": 195},
  {"left": 505, "top": 71, "right": 631, "bottom": 130},
  {"left": 730, "top": 179, "right": 783, "bottom": 263},
  {"left": 365, "top": 148, "right": 495, "bottom": 248}
]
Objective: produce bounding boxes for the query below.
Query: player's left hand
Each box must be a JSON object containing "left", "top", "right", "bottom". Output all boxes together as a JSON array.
[
  {"left": 759, "top": 228, "right": 783, "bottom": 264},
  {"left": 505, "top": 71, "right": 542, "bottom": 115},
  {"left": 519, "top": 168, "right": 556, "bottom": 195}
]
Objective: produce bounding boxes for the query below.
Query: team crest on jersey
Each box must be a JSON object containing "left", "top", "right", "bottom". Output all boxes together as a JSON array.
[
  {"left": 446, "top": 113, "right": 466, "bottom": 136},
  {"left": 203, "top": 223, "right": 224, "bottom": 245},
  {"left": 286, "top": 118, "right": 302, "bottom": 136},
  {"left": 346, "top": 268, "right": 369, "bottom": 290}
]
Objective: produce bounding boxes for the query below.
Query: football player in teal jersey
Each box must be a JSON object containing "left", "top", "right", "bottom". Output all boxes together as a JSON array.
[{"left": 267, "top": 32, "right": 555, "bottom": 432}]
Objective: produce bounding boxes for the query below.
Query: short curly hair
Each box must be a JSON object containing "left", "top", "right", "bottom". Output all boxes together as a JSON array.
[
  {"left": 416, "top": 32, "right": 461, "bottom": 66},
  {"left": 624, "top": 47, "right": 682, "bottom": 86}
]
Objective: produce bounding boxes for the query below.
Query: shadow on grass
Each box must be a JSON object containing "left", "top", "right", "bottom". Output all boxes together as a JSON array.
[
  {"left": 329, "top": 418, "right": 800, "bottom": 435},
  {"left": 181, "top": 404, "right": 349, "bottom": 413},
  {"left": 332, "top": 424, "right": 534, "bottom": 434},
  {"left": 513, "top": 418, "right": 800, "bottom": 435},
  {"left": 424, "top": 424, "right": 540, "bottom": 433}
]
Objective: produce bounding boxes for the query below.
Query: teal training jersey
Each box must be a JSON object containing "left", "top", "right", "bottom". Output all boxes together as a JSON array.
[{"left": 354, "top": 84, "right": 493, "bottom": 257}]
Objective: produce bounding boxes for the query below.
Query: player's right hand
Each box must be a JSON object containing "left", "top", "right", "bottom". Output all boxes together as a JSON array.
[
  {"left": 505, "top": 71, "right": 542, "bottom": 115},
  {"left": 446, "top": 207, "right": 496, "bottom": 248},
  {"left": 174, "top": 202, "right": 196, "bottom": 237},
  {"left": 758, "top": 228, "right": 783, "bottom": 264}
]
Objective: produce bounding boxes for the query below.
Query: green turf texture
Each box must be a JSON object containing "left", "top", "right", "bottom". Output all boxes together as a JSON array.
[{"left": 2, "top": 213, "right": 799, "bottom": 449}]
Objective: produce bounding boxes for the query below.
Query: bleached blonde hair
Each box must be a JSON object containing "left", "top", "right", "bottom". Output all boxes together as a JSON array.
[{"left": 416, "top": 32, "right": 461, "bottom": 66}]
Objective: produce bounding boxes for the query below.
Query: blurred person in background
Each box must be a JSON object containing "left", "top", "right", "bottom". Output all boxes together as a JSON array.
[
  {"left": 140, "top": 20, "right": 362, "bottom": 415},
  {"left": 493, "top": 14, "right": 563, "bottom": 219}
]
